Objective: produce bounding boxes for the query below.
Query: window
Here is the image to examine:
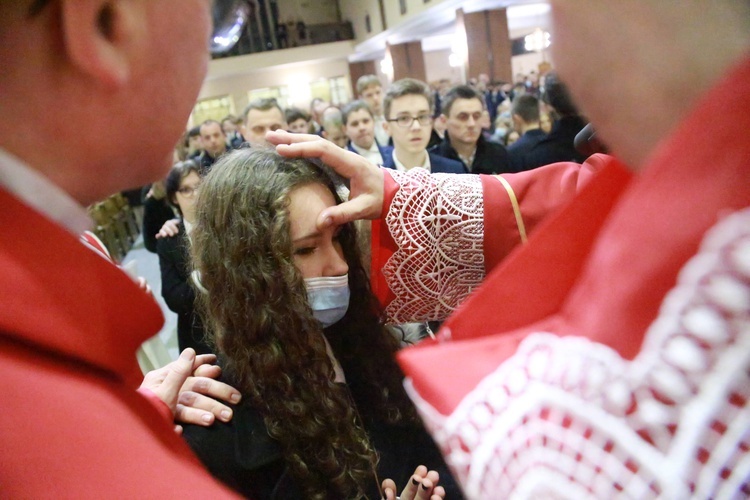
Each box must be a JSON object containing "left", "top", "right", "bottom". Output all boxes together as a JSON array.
[
  {"left": 328, "top": 76, "right": 350, "bottom": 106},
  {"left": 191, "top": 95, "right": 234, "bottom": 126},
  {"left": 248, "top": 86, "right": 291, "bottom": 109},
  {"left": 399, "top": 0, "right": 407, "bottom": 15}
]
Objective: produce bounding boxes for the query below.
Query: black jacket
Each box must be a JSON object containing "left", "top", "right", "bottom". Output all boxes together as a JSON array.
[
  {"left": 519, "top": 115, "right": 588, "bottom": 171},
  {"left": 507, "top": 128, "right": 548, "bottom": 172},
  {"left": 430, "top": 133, "right": 513, "bottom": 174},
  {"left": 156, "top": 224, "right": 212, "bottom": 354},
  {"left": 182, "top": 377, "right": 464, "bottom": 499}
]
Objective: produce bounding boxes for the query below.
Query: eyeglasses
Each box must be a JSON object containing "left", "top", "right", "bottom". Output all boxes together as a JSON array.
[
  {"left": 387, "top": 114, "right": 433, "bottom": 128},
  {"left": 177, "top": 186, "right": 200, "bottom": 197},
  {"left": 28, "top": 0, "right": 250, "bottom": 55}
]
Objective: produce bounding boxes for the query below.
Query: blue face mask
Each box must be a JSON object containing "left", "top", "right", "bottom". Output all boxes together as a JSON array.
[{"left": 304, "top": 274, "right": 350, "bottom": 328}]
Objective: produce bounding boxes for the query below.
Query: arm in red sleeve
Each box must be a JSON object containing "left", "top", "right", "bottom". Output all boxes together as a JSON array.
[{"left": 370, "top": 155, "right": 611, "bottom": 324}]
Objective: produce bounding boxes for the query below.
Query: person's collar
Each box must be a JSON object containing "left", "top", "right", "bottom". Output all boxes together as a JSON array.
[
  {"left": 351, "top": 141, "right": 379, "bottom": 155},
  {"left": 393, "top": 150, "right": 431, "bottom": 172},
  {"left": 0, "top": 148, "right": 91, "bottom": 235},
  {"left": 183, "top": 219, "right": 194, "bottom": 235}
]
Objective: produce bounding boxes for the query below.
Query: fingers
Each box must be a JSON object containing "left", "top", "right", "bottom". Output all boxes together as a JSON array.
[
  {"left": 398, "top": 473, "right": 422, "bottom": 500},
  {"left": 157, "top": 218, "right": 181, "bottom": 239},
  {"left": 414, "top": 477, "right": 434, "bottom": 500},
  {"left": 431, "top": 486, "right": 446, "bottom": 500},
  {"left": 192, "top": 353, "right": 218, "bottom": 370},
  {"left": 181, "top": 376, "right": 241, "bottom": 404},
  {"left": 173, "top": 392, "right": 233, "bottom": 426},
  {"left": 317, "top": 194, "right": 380, "bottom": 229},
  {"left": 270, "top": 131, "right": 374, "bottom": 179},
  {"left": 381, "top": 478, "right": 397, "bottom": 500},
  {"left": 192, "top": 363, "right": 221, "bottom": 379},
  {"left": 143, "top": 348, "right": 195, "bottom": 413}
]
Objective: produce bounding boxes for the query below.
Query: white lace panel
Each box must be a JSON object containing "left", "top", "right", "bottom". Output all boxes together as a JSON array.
[
  {"left": 383, "top": 169, "right": 485, "bottom": 323},
  {"left": 406, "top": 207, "right": 750, "bottom": 499}
]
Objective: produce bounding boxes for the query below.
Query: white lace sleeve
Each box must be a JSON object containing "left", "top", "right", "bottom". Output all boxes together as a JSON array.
[
  {"left": 406, "top": 207, "right": 750, "bottom": 499},
  {"left": 382, "top": 169, "right": 485, "bottom": 323}
]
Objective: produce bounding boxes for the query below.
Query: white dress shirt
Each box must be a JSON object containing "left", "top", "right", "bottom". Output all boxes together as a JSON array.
[{"left": 0, "top": 148, "right": 91, "bottom": 235}]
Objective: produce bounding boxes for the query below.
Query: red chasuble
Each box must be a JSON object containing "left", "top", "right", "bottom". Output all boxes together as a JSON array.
[{"left": 372, "top": 58, "right": 750, "bottom": 497}]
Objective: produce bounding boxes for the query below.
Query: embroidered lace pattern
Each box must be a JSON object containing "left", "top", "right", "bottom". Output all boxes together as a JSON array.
[
  {"left": 383, "top": 169, "right": 485, "bottom": 323},
  {"left": 406, "top": 208, "right": 750, "bottom": 499}
]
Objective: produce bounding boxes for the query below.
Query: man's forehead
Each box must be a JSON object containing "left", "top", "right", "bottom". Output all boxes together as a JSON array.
[
  {"left": 449, "top": 98, "right": 484, "bottom": 116},
  {"left": 391, "top": 95, "right": 430, "bottom": 113},
  {"left": 362, "top": 85, "right": 381, "bottom": 95},
  {"left": 201, "top": 123, "right": 223, "bottom": 135},
  {"left": 246, "top": 107, "right": 284, "bottom": 125},
  {"left": 347, "top": 109, "right": 372, "bottom": 123}
]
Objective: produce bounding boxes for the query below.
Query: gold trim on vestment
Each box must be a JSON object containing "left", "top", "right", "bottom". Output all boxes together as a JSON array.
[{"left": 496, "top": 176, "right": 528, "bottom": 244}]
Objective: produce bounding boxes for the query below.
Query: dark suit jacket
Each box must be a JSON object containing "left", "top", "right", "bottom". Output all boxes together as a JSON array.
[
  {"left": 430, "top": 133, "right": 513, "bottom": 174},
  {"left": 142, "top": 195, "right": 175, "bottom": 253},
  {"left": 156, "top": 223, "right": 212, "bottom": 354},
  {"left": 507, "top": 128, "right": 548, "bottom": 172},
  {"left": 346, "top": 141, "right": 393, "bottom": 165},
  {"left": 382, "top": 150, "right": 466, "bottom": 174},
  {"left": 520, "top": 115, "right": 588, "bottom": 170}
]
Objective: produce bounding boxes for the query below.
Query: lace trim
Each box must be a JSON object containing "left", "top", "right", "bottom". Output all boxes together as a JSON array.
[
  {"left": 383, "top": 169, "right": 485, "bottom": 323},
  {"left": 406, "top": 207, "right": 750, "bottom": 499}
]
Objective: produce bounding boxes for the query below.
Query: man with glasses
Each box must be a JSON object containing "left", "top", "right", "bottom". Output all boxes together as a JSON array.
[
  {"left": 431, "top": 84, "right": 513, "bottom": 174},
  {"left": 382, "top": 79, "right": 464, "bottom": 174}
]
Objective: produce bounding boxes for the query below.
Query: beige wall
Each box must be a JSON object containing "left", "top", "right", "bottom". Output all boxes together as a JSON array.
[
  {"left": 424, "top": 49, "right": 464, "bottom": 85},
  {"left": 277, "top": 0, "right": 340, "bottom": 24},
  {"left": 196, "top": 42, "right": 354, "bottom": 121},
  {"left": 339, "top": 0, "right": 385, "bottom": 44}
]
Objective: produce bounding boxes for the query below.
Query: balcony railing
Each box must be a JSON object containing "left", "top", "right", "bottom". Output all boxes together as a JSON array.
[{"left": 212, "top": 20, "right": 354, "bottom": 59}]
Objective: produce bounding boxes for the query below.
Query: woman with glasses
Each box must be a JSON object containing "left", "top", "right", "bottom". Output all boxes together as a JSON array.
[
  {"left": 182, "top": 148, "right": 460, "bottom": 499},
  {"left": 157, "top": 160, "right": 212, "bottom": 354}
]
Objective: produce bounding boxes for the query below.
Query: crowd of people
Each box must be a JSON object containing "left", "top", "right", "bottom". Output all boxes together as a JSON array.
[{"left": 2, "top": 0, "right": 749, "bottom": 498}]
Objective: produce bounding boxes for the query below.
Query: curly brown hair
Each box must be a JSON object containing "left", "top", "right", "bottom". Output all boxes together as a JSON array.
[{"left": 191, "top": 148, "right": 416, "bottom": 499}]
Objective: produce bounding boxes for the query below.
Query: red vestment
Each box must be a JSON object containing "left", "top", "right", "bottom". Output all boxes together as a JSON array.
[
  {"left": 0, "top": 189, "right": 238, "bottom": 497},
  {"left": 372, "top": 58, "right": 750, "bottom": 497}
]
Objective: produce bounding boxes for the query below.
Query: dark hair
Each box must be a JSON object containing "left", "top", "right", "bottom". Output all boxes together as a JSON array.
[
  {"left": 356, "top": 74, "right": 381, "bottom": 95},
  {"left": 542, "top": 72, "right": 580, "bottom": 116},
  {"left": 511, "top": 94, "right": 541, "bottom": 123},
  {"left": 192, "top": 148, "right": 416, "bottom": 498},
  {"left": 383, "top": 78, "right": 433, "bottom": 118},
  {"left": 187, "top": 126, "right": 202, "bottom": 138},
  {"left": 284, "top": 107, "right": 310, "bottom": 124},
  {"left": 243, "top": 98, "right": 284, "bottom": 124},
  {"left": 341, "top": 100, "right": 373, "bottom": 125},
  {"left": 221, "top": 114, "right": 242, "bottom": 126},
  {"left": 441, "top": 84, "right": 485, "bottom": 117},
  {"left": 165, "top": 160, "right": 201, "bottom": 213},
  {"left": 199, "top": 119, "right": 224, "bottom": 135}
]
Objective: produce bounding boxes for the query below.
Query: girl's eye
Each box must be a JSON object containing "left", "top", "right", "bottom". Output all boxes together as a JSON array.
[{"left": 294, "top": 246, "right": 315, "bottom": 256}]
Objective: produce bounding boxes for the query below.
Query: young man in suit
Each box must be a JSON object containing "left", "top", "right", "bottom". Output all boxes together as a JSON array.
[
  {"left": 382, "top": 78, "right": 465, "bottom": 174},
  {"left": 343, "top": 100, "right": 392, "bottom": 165}
]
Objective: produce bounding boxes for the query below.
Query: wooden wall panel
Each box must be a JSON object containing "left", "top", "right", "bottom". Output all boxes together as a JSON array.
[
  {"left": 389, "top": 41, "right": 426, "bottom": 82},
  {"left": 349, "top": 60, "right": 378, "bottom": 96}
]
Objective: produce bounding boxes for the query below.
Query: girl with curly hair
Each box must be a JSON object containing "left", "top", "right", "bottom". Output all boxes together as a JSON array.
[{"left": 181, "top": 148, "right": 461, "bottom": 499}]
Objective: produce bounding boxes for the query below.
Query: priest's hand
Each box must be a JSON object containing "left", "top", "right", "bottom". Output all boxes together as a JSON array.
[{"left": 267, "top": 130, "right": 385, "bottom": 229}]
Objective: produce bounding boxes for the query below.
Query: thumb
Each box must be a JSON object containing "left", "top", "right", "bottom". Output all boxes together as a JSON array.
[
  {"left": 160, "top": 348, "right": 196, "bottom": 407},
  {"left": 317, "top": 198, "right": 367, "bottom": 229}
]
